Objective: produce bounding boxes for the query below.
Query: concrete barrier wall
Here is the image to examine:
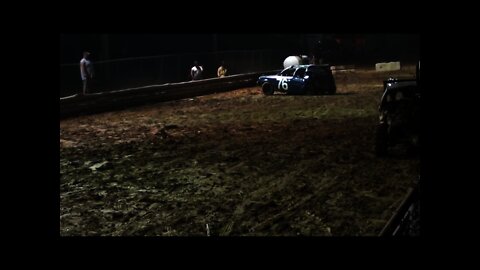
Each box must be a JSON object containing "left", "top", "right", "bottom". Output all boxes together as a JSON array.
[
  {"left": 375, "top": 61, "right": 401, "bottom": 71},
  {"left": 60, "top": 70, "right": 280, "bottom": 119}
]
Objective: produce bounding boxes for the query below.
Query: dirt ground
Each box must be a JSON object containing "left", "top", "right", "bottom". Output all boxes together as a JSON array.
[{"left": 60, "top": 66, "right": 419, "bottom": 236}]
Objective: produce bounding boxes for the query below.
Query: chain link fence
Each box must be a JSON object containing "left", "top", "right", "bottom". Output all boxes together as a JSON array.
[{"left": 60, "top": 50, "right": 289, "bottom": 97}]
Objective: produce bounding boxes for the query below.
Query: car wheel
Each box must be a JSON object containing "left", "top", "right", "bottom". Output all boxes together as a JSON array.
[
  {"left": 324, "top": 86, "right": 336, "bottom": 95},
  {"left": 309, "top": 80, "right": 322, "bottom": 95},
  {"left": 262, "top": 83, "right": 274, "bottom": 95},
  {"left": 305, "top": 84, "right": 315, "bottom": 95},
  {"left": 375, "top": 123, "right": 389, "bottom": 156}
]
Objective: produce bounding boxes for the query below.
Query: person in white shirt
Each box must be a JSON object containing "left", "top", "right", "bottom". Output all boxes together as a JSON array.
[
  {"left": 80, "top": 51, "right": 94, "bottom": 94},
  {"left": 190, "top": 61, "right": 203, "bottom": 81}
]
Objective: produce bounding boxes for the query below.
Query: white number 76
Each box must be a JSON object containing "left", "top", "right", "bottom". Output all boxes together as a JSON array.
[{"left": 278, "top": 78, "right": 288, "bottom": 90}]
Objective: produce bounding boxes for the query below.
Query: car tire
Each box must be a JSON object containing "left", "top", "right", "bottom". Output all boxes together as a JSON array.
[
  {"left": 375, "top": 123, "right": 389, "bottom": 157},
  {"left": 324, "top": 86, "right": 336, "bottom": 95},
  {"left": 262, "top": 83, "right": 274, "bottom": 95},
  {"left": 305, "top": 84, "right": 315, "bottom": 95},
  {"left": 310, "top": 80, "right": 322, "bottom": 95}
]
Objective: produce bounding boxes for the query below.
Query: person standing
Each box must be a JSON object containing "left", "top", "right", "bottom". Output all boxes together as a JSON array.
[{"left": 80, "top": 51, "right": 94, "bottom": 94}]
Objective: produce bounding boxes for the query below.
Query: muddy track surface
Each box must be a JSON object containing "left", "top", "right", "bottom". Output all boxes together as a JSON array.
[{"left": 60, "top": 67, "right": 419, "bottom": 236}]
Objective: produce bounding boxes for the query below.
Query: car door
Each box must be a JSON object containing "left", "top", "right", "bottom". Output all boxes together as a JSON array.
[
  {"left": 276, "top": 67, "right": 296, "bottom": 92},
  {"left": 287, "top": 67, "right": 306, "bottom": 94}
]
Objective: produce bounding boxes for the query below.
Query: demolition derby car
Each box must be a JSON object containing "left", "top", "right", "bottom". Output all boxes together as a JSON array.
[
  {"left": 375, "top": 62, "right": 421, "bottom": 156},
  {"left": 257, "top": 64, "right": 336, "bottom": 95}
]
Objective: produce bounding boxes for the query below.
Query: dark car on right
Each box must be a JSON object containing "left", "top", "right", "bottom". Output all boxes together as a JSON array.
[{"left": 375, "top": 62, "right": 421, "bottom": 156}]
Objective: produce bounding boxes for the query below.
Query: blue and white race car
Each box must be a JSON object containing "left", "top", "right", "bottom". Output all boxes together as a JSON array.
[{"left": 257, "top": 64, "right": 336, "bottom": 95}]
